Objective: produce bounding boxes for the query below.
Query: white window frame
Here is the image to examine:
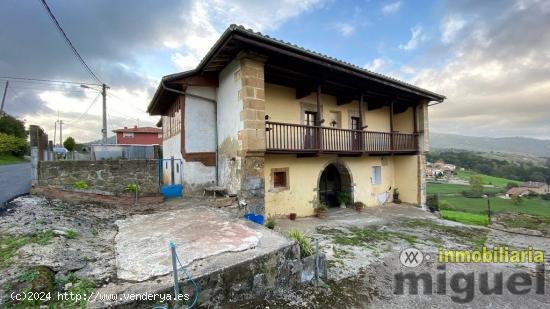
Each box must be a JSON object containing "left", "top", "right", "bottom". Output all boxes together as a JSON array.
[{"left": 372, "top": 166, "right": 382, "bottom": 185}]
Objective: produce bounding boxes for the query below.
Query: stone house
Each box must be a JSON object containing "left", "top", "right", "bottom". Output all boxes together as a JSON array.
[{"left": 146, "top": 25, "right": 446, "bottom": 217}]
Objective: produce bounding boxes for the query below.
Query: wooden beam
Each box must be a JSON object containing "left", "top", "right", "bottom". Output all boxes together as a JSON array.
[
  {"left": 296, "top": 87, "right": 312, "bottom": 99},
  {"left": 359, "top": 94, "right": 364, "bottom": 129},
  {"left": 389, "top": 101, "right": 394, "bottom": 151},
  {"left": 316, "top": 84, "right": 322, "bottom": 126},
  {"left": 413, "top": 104, "right": 418, "bottom": 133},
  {"left": 336, "top": 95, "right": 354, "bottom": 105}
]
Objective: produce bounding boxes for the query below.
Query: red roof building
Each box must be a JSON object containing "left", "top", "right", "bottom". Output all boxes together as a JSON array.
[{"left": 112, "top": 126, "right": 162, "bottom": 145}]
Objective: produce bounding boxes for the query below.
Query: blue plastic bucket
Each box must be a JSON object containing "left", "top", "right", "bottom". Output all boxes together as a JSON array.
[
  {"left": 160, "top": 184, "right": 183, "bottom": 198},
  {"left": 244, "top": 213, "right": 264, "bottom": 225}
]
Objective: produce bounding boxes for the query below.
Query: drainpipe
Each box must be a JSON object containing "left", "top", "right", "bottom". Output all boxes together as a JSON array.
[{"left": 161, "top": 82, "right": 219, "bottom": 185}]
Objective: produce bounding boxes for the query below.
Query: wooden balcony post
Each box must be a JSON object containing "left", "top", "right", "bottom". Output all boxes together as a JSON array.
[
  {"left": 316, "top": 83, "right": 322, "bottom": 151},
  {"left": 413, "top": 104, "right": 418, "bottom": 150},
  {"left": 359, "top": 94, "right": 365, "bottom": 151},
  {"left": 389, "top": 101, "right": 394, "bottom": 152}
]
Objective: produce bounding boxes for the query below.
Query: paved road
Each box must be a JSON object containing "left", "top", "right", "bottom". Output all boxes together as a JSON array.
[{"left": 0, "top": 162, "right": 31, "bottom": 206}]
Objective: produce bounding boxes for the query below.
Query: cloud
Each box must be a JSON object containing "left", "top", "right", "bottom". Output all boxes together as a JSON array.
[
  {"left": 364, "top": 58, "right": 388, "bottom": 72},
  {"left": 413, "top": 0, "right": 550, "bottom": 139},
  {"left": 382, "top": 1, "right": 402, "bottom": 15},
  {"left": 399, "top": 25, "right": 427, "bottom": 50},
  {"left": 332, "top": 23, "right": 356, "bottom": 36},
  {"left": 169, "top": 0, "right": 325, "bottom": 70},
  {"left": 0, "top": 0, "right": 324, "bottom": 142},
  {"left": 440, "top": 15, "right": 466, "bottom": 43}
]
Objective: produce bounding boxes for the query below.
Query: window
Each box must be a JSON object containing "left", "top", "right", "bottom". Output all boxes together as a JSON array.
[
  {"left": 123, "top": 132, "right": 134, "bottom": 138},
  {"left": 351, "top": 117, "right": 361, "bottom": 130},
  {"left": 158, "top": 133, "right": 162, "bottom": 138},
  {"left": 304, "top": 111, "right": 317, "bottom": 126},
  {"left": 372, "top": 166, "right": 382, "bottom": 185},
  {"left": 271, "top": 168, "right": 289, "bottom": 190}
]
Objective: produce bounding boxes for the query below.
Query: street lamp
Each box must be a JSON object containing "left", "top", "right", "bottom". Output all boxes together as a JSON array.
[{"left": 81, "top": 83, "right": 108, "bottom": 144}]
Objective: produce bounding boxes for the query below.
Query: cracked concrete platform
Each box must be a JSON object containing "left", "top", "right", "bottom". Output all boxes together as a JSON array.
[{"left": 115, "top": 207, "right": 264, "bottom": 281}]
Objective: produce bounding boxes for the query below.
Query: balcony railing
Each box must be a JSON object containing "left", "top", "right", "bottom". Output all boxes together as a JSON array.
[{"left": 265, "top": 121, "right": 418, "bottom": 154}]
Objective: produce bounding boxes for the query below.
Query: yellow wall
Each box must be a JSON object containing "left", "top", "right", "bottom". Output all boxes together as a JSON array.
[
  {"left": 266, "top": 83, "right": 415, "bottom": 131},
  {"left": 394, "top": 107, "right": 414, "bottom": 133},
  {"left": 264, "top": 154, "right": 407, "bottom": 217},
  {"left": 393, "top": 155, "right": 419, "bottom": 204}
]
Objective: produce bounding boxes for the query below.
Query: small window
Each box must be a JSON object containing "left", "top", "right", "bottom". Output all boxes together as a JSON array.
[
  {"left": 372, "top": 166, "right": 382, "bottom": 185},
  {"left": 123, "top": 132, "right": 134, "bottom": 138},
  {"left": 176, "top": 163, "right": 179, "bottom": 173},
  {"left": 271, "top": 168, "right": 289, "bottom": 190},
  {"left": 158, "top": 133, "right": 162, "bottom": 138}
]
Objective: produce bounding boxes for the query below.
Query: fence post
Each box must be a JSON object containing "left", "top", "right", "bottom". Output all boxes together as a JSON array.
[
  {"left": 169, "top": 242, "right": 180, "bottom": 300},
  {"left": 487, "top": 199, "right": 491, "bottom": 225}
]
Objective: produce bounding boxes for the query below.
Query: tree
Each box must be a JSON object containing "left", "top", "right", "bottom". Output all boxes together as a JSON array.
[
  {"left": 469, "top": 175, "right": 483, "bottom": 195},
  {"left": 0, "top": 114, "right": 27, "bottom": 138},
  {"left": 511, "top": 195, "right": 523, "bottom": 206},
  {"left": 506, "top": 182, "right": 519, "bottom": 189},
  {"left": 63, "top": 137, "right": 76, "bottom": 152}
]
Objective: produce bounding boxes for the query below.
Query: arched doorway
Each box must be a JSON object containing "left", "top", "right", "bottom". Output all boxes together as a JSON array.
[{"left": 318, "top": 162, "right": 352, "bottom": 207}]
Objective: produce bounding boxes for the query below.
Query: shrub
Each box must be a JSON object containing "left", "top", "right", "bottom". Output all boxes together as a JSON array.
[
  {"left": 506, "top": 182, "right": 519, "bottom": 189},
  {"left": 469, "top": 175, "right": 483, "bottom": 195},
  {"left": 65, "top": 230, "right": 78, "bottom": 239},
  {"left": 511, "top": 195, "right": 523, "bottom": 206},
  {"left": 439, "top": 200, "right": 451, "bottom": 210},
  {"left": 73, "top": 181, "right": 88, "bottom": 190},
  {"left": 336, "top": 191, "right": 351, "bottom": 205},
  {"left": 541, "top": 194, "right": 550, "bottom": 201},
  {"left": 426, "top": 194, "right": 439, "bottom": 210},
  {"left": 287, "top": 230, "right": 313, "bottom": 258},
  {"left": 265, "top": 218, "right": 276, "bottom": 230},
  {"left": 0, "top": 133, "right": 28, "bottom": 157},
  {"left": 124, "top": 183, "right": 140, "bottom": 193}
]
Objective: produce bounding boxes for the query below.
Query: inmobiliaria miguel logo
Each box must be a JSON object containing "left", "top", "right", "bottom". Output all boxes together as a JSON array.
[{"left": 394, "top": 247, "right": 546, "bottom": 303}]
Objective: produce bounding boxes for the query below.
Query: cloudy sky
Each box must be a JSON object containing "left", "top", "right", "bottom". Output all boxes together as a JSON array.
[{"left": 0, "top": 0, "right": 548, "bottom": 142}]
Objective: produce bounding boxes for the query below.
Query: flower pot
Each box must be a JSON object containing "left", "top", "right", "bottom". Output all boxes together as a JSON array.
[
  {"left": 289, "top": 213, "right": 297, "bottom": 220},
  {"left": 317, "top": 211, "right": 327, "bottom": 219},
  {"left": 355, "top": 206, "right": 363, "bottom": 212},
  {"left": 340, "top": 202, "right": 346, "bottom": 209}
]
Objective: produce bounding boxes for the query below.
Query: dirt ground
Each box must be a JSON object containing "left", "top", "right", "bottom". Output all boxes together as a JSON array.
[
  {"left": 232, "top": 205, "right": 550, "bottom": 308},
  {"left": 1, "top": 197, "right": 549, "bottom": 308},
  {"left": 0, "top": 195, "right": 221, "bottom": 307}
]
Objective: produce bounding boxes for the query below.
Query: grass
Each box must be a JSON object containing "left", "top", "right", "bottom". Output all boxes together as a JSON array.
[
  {"left": 288, "top": 230, "right": 313, "bottom": 258},
  {"left": 499, "top": 215, "right": 550, "bottom": 231},
  {"left": 440, "top": 196, "right": 550, "bottom": 217},
  {"left": 456, "top": 170, "right": 520, "bottom": 187},
  {"left": 440, "top": 210, "right": 488, "bottom": 226},
  {"left": 0, "top": 230, "right": 55, "bottom": 268},
  {"left": 404, "top": 219, "right": 487, "bottom": 247},
  {"left": 427, "top": 182, "right": 503, "bottom": 195},
  {"left": 65, "top": 230, "right": 79, "bottom": 239},
  {"left": 0, "top": 154, "right": 26, "bottom": 166},
  {"left": 318, "top": 226, "right": 417, "bottom": 247}
]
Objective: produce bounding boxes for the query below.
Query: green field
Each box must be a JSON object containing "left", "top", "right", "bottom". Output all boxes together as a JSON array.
[
  {"left": 440, "top": 196, "right": 550, "bottom": 217},
  {"left": 455, "top": 170, "right": 520, "bottom": 187},
  {"left": 440, "top": 210, "right": 488, "bottom": 226},
  {"left": 0, "top": 154, "right": 27, "bottom": 166},
  {"left": 427, "top": 182, "right": 503, "bottom": 195},
  {"left": 427, "top": 172, "right": 550, "bottom": 230}
]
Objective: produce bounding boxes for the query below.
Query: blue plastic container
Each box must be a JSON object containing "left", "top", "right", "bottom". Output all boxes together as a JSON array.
[
  {"left": 244, "top": 213, "right": 264, "bottom": 225},
  {"left": 160, "top": 184, "right": 183, "bottom": 198}
]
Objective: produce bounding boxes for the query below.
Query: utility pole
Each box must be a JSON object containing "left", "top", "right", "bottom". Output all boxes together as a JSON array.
[
  {"left": 53, "top": 120, "right": 57, "bottom": 147},
  {"left": 59, "top": 120, "right": 64, "bottom": 146},
  {"left": 0, "top": 81, "right": 8, "bottom": 115},
  {"left": 102, "top": 83, "right": 107, "bottom": 144}
]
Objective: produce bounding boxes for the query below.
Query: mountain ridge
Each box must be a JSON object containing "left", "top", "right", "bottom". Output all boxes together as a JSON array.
[{"left": 430, "top": 132, "right": 550, "bottom": 157}]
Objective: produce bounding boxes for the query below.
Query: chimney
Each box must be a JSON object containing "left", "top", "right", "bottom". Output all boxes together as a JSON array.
[
  {"left": 134, "top": 125, "right": 138, "bottom": 129},
  {"left": 124, "top": 126, "right": 128, "bottom": 129}
]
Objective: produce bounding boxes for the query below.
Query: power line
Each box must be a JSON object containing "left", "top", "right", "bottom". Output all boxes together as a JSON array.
[
  {"left": 39, "top": 0, "right": 103, "bottom": 84},
  {"left": 69, "top": 92, "right": 101, "bottom": 124},
  {"left": 0, "top": 76, "right": 99, "bottom": 86}
]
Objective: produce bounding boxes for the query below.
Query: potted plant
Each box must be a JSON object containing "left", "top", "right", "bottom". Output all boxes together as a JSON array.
[
  {"left": 289, "top": 213, "right": 297, "bottom": 220},
  {"left": 337, "top": 191, "right": 351, "bottom": 208},
  {"left": 315, "top": 203, "right": 328, "bottom": 219},
  {"left": 354, "top": 201, "right": 365, "bottom": 212},
  {"left": 393, "top": 188, "right": 402, "bottom": 204}
]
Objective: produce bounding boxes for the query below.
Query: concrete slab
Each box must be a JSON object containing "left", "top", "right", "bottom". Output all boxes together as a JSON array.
[{"left": 115, "top": 207, "right": 263, "bottom": 281}]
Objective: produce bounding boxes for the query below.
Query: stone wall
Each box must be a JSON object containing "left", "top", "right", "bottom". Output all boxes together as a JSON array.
[
  {"left": 237, "top": 53, "right": 267, "bottom": 214},
  {"left": 38, "top": 160, "right": 160, "bottom": 194}
]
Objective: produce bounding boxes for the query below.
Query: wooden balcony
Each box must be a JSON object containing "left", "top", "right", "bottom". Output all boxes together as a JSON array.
[{"left": 265, "top": 121, "right": 418, "bottom": 155}]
